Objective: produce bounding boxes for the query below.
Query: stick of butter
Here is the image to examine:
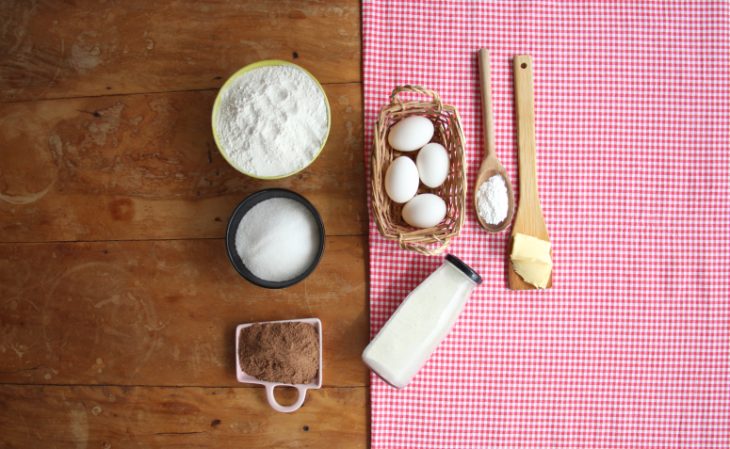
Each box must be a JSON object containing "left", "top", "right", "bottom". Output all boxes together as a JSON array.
[{"left": 510, "top": 233, "right": 552, "bottom": 289}]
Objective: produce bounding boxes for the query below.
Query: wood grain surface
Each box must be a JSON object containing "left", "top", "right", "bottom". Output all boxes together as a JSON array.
[
  {"left": 0, "top": 84, "right": 365, "bottom": 242},
  {"left": 0, "top": 385, "right": 367, "bottom": 448},
  {"left": 0, "top": 237, "right": 368, "bottom": 387},
  {"left": 0, "top": 0, "right": 360, "bottom": 102},
  {"left": 0, "top": 1, "right": 368, "bottom": 447}
]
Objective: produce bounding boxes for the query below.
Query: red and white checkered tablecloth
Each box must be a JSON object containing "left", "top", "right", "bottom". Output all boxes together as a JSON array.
[{"left": 362, "top": 1, "right": 730, "bottom": 447}]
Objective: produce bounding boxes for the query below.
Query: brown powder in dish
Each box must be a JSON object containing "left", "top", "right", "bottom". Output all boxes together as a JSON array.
[{"left": 238, "top": 322, "right": 319, "bottom": 384}]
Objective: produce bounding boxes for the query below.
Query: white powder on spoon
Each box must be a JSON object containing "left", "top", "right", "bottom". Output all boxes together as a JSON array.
[
  {"left": 476, "top": 174, "right": 509, "bottom": 225},
  {"left": 215, "top": 65, "right": 329, "bottom": 177},
  {"left": 235, "top": 198, "right": 320, "bottom": 282}
]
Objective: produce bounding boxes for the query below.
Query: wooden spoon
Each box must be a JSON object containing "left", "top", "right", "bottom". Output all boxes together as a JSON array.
[
  {"left": 508, "top": 55, "right": 552, "bottom": 290},
  {"left": 473, "top": 49, "right": 515, "bottom": 232}
]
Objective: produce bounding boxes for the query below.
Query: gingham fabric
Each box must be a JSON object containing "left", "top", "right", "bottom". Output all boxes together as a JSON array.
[{"left": 363, "top": 1, "right": 730, "bottom": 447}]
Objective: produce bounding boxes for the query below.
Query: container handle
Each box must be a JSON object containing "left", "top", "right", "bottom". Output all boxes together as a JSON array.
[
  {"left": 389, "top": 85, "right": 442, "bottom": 110},
  {"left": 265, "top": 384, "right": 308, "bottom": 413}
]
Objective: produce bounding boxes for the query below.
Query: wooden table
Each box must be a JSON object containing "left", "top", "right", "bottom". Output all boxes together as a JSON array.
[{"left": 0, "top": 1, "right": 368, "bottom": 447}]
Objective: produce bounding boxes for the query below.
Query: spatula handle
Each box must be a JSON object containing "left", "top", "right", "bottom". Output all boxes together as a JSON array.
[
  {"left": 512, "top": 55, "right": 548, "bottom": 239},
  {"left": 478, "top": 49, "right": 495, "bottom": 160}
]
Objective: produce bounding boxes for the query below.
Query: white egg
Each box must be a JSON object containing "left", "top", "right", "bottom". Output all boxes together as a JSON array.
[
  {"left": 402, "top": 194, "right": 447, "bottom": 228},
  {"left": 387, "top": 116, "right": 434, "bottom": 152},
  {"left": 385, "top": 156, "right": 419, "bottom": 203},
  {"left": 416, "top": 143, "right": 449, "bottom": 188}
]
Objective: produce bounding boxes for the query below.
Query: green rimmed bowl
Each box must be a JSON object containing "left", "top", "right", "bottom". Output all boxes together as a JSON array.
[{"left": 211, "top": 60, "right": 331, "bottom": 180}]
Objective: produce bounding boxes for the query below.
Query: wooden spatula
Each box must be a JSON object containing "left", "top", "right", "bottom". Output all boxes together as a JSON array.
[{"left": 508, "top": 55, "right": 552, "bottom": 290}]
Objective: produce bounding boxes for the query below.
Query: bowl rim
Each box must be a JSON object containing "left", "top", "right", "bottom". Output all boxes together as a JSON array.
[
  {"left": 225, "top": 188, "right": 326, "bottom": 289},
  {"left": 211, "top": 59, "right": 332, "bottom": 180}
]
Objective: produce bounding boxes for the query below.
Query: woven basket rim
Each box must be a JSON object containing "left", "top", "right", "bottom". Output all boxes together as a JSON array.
[{"left": 370, "top": 85, "right": 467, "bottom": 256}]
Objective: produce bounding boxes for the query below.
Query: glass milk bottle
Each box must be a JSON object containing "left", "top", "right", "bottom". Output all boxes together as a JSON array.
[{"left": 362, "top": 254, "right": 482, "bottom": 388}]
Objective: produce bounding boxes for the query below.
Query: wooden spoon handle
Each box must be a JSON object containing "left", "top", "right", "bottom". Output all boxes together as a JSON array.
[
  {"left": 512, "top": 55, "right": 548, "bottom": 239},
  {"left": 478, "top": 49, "right": 495, "bottom": 161}
]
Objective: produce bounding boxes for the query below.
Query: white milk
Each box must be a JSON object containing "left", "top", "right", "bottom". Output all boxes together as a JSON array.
[{"left": 362, "top": 255, "right": 481, "bottom": 388}]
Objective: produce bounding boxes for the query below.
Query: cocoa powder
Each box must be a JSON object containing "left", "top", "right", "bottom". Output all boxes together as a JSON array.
[{"left": 238, "top": 322, "right": 319, "bottom": 384}]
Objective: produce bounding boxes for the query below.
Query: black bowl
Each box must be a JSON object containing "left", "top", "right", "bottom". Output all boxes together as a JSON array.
[{"left": 225, "top": 189, "right": 326, "bottom": 289}]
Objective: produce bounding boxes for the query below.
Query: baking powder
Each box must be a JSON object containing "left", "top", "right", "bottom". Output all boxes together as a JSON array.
[
  {"left": 215, "top": 65, "right": 328, "bottom": 177},
  {"left": 476, "top": 174, "right": 509, "bottom": 225}
]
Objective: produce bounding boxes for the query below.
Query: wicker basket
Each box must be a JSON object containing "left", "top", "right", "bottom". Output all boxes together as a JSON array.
[{"left": 371, "top": 85, "right": 467, "bottom": 255}]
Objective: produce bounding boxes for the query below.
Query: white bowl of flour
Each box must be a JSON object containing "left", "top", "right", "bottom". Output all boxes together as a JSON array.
[{"left": 212, "top": 60, "right": 331, "bottom": 179}]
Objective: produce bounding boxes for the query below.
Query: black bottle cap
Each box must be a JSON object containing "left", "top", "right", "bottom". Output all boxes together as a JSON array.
[{"left": 445, "top": 254, "right": 483, "bottom": 285}]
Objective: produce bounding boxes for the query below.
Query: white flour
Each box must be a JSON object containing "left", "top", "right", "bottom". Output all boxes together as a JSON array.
[
  {"left": 476, "top": 174, "right": 509, "bottom": 225},
  {"left": 215, "top": 65, "right": 328, "bottom": 177},
  {"left": 235, "top": 198, "right": 320, "bottom": 282}
]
